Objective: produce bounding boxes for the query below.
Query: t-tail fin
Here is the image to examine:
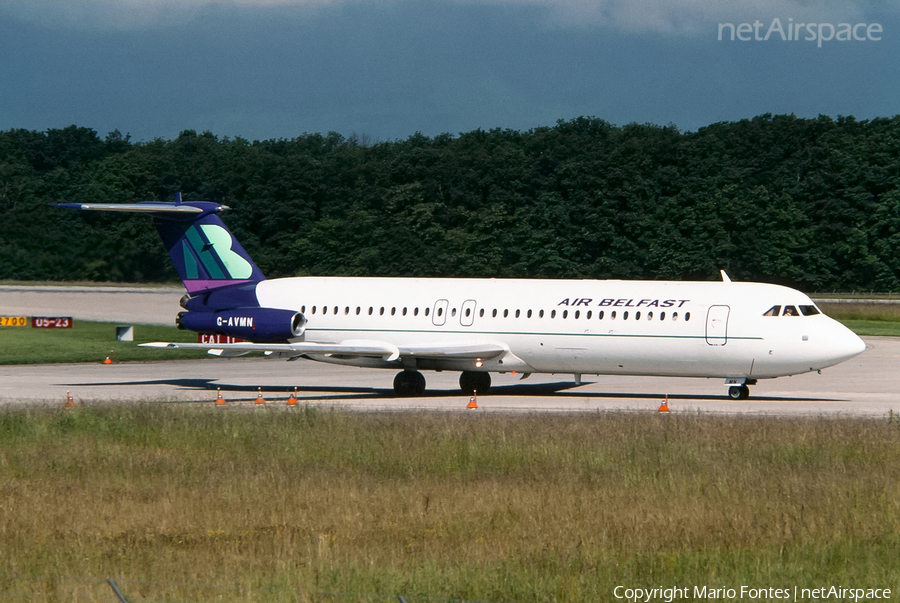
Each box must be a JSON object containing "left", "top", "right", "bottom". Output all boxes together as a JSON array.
[{"left": 53, "top": 193, "right": 265, "bottom": 293}]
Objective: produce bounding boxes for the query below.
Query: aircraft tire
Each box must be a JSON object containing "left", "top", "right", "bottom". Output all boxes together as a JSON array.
[
  {"left": 394, "top": 370, "right": 426, "bottom": 397},
  {"left": 728, "top": 385, "right": 750, "bottom": 400},
  {"left": 459, "top": 371, "right": 491, "bottom": 395}
]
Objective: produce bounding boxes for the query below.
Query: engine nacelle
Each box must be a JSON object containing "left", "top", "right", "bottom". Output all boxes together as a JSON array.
[{"left": 177, "top": 308, "right": 307, "bottom": 342}]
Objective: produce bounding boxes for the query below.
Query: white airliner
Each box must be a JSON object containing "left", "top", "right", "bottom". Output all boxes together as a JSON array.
[{"left": 55, "top": 197, "right": 866, "bottom": 400}]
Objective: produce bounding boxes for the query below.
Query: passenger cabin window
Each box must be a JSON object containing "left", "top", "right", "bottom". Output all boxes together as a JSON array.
[
  {"left": 763, "top": 306, "right": 781, "bottom": 316},
  {"left": 799, "top": 305, "right": 820, "bottom": 316}
]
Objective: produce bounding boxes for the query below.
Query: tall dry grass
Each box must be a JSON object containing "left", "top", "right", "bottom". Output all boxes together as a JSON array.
[
  {"left": 818, "top": 302, "right": 900, "bottom": 322},
  {"left": 1, "top": 406, "right": 899, "bottom": 601}
]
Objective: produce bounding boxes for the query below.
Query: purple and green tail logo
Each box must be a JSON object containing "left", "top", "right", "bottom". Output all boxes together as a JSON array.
[
  {"left": 182, "top": 224, "right": 254, "bottom": 281},
  {"left": 155, "top": 207, "right": 265, "bottom": 294}
]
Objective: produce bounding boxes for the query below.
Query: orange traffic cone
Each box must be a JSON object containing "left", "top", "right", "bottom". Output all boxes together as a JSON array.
[
  {"left": 286, "top": 387, "right": 298, "bottom": 406},
  {"left": 255, "top": 388, "right": 266, "bottom": 404},
  {"left": 215, "top": 387, "right": 226, "bottom": 406},
  {"left": 658, "top": 394, "right": 670, "bottom": 413},
  {"left": 64, "top": 390, "right": 76, "bottom": 408},
  {"left": 103, "top": 356, "right": 112, "bottom": 364},
  {"left": 467, "top": 391, "right": 478, "bottom": 409}
]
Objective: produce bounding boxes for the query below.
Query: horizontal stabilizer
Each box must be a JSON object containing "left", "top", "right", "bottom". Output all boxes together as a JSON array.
[{"left": 52, "top": 202, "right": 207, "bottom": 215}]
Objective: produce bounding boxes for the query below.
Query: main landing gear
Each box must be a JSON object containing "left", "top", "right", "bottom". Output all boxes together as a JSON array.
[
  {"left": 393, "top": 370, "right": 426, "bottom": 397},
  {"left": 459, "top": 371, "right": 491, "bottom": 396},
  {"left": 392, "top": 370, "right": 492, "bottom": 397},
  {"left": 728, "top": 384, "right": 751, "bottom": 400}
]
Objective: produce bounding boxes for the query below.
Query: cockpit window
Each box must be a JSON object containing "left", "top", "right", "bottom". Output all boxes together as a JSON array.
[
  {"left": 763, "top": 305, "right": 781, "bottom": 316},
  {"left": 782, "top": 306, "right": 798, "bottom": 317},
  {"left": 799, "top": 305, "right": 820, "bottom": 316}
]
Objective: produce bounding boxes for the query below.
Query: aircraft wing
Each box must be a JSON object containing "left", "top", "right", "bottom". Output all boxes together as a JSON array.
[{"left": 140, "top": 340, "right": 507, "bottom": 362}]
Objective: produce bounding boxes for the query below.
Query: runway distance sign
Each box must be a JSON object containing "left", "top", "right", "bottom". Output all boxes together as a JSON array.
[
  {"left": 31, "top": 317, "right": 73, "bottom": 328},
  {"left": 0, "top": 316, "right": 28, "bottom": 327}
]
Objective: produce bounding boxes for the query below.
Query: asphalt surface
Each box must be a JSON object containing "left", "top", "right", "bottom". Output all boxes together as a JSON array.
[
  {"left": 1, "top": 284, "right": 896, "bottom": 416},
  {"left": 0, "top": 284, "right": 183, "bottom": 326}
]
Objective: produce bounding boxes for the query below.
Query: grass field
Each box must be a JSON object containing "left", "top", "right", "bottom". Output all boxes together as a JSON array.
[
  {"left": 0, "top": 321, "right": 207, "bottom": 364},
  {"left": 817, "top": 302, "right": 900, "bottom": 336},
  {"left": 1, "top": 407, "right": 898, "bottom": 601}
]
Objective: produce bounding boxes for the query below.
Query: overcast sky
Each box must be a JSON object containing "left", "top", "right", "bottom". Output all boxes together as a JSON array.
[{"left": 1, "top": 0, "right": 898, "bottom": 142}]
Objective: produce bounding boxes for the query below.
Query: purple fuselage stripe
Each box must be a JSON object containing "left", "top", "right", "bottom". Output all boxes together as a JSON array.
[{"left": 184, "top": 279, "right": 254, "bottom": 294}]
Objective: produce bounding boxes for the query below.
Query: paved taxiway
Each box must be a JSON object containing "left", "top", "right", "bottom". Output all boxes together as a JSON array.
[
  {"left": 1, "top": 284, "right": 896, "bottom": 415},
  {"left": 0, "top": 336, "right": 895, "bottom": 416},
  {"left": 0, "top": 285, "right": 182, "bottom": 326}
]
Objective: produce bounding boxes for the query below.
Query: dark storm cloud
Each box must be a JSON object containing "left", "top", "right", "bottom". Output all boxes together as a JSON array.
[{"left": 0, "top": 1, "right": 897, "bottom": 141}]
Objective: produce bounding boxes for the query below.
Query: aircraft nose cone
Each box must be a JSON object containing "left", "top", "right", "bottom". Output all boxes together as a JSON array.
[{"left": 834, "top": 325, "right": 867, "bottom": 362}]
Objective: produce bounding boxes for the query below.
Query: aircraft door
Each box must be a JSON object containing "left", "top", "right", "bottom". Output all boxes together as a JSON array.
[
  {"left": 460, "top": 300, "right": 477, "bottom": 327},
  {"left": 706, "top": 305, "right": 730, "bottom": 346},
  {"left": 432, "top": 299, "right": 449, "bottom": 326}
]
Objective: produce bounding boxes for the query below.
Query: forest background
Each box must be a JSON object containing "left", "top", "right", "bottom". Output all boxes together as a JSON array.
[{"left": 1, "top": 113, "right": 898, "bottom": 292}]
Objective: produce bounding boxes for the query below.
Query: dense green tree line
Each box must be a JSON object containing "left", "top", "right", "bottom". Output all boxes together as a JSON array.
[{"left": 1, "top": 114, "right": 899, "bottom": 291}]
